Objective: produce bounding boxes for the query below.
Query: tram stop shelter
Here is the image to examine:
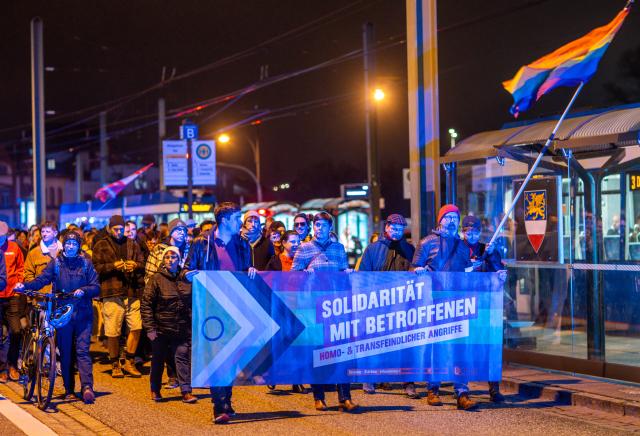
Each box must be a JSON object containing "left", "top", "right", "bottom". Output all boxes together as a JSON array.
[{"left": 441, "top": 103, "right": 640, "bottom": 383}]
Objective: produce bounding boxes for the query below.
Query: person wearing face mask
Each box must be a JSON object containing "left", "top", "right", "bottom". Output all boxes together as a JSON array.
[
  {"left": 240, "top": 211, "right": 274, "bottom": 271},
  {"left": 412, "top": 204, "right": 477, "bottom": 410},
  {"left": 461, "top": 215, "right": 506, "bottom": 403},
  {"left": 92, "top": 215, "right": 145, "bottom": 379},
  {"left": 141, "top": 246, "right": 196, "bottom": 404},
  {"left": 15, "top": 231, "right": 100, "bottom": 404},
  {"left": 358, "top": 214, "right": 419, "bottom": 398}
]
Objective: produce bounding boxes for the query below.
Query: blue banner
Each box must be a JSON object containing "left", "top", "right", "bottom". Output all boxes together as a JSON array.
[{"left": 191, "top": 271, "right": 503, "bottom": 387}]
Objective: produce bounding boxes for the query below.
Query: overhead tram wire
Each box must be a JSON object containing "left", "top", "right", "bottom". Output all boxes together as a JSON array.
[{"left": 0, "top": 0, "right": 372, "bottom": 137}]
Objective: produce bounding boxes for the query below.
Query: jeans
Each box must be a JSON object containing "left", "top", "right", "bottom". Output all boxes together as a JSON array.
[
  {"left": 312, "top": 384, "right": 351, "bottom": 402},
  {"left": 210, "top": 386, "right": 233, "bottom": 414},
  {"left": 428, "top": 381, "right": 469, "bottom": 396},
  {"left": 57, "top": 315, "right": 93, "bottom": 394},
  {"left": 150, "top": 334, "right": 191, "bottom": 394}
]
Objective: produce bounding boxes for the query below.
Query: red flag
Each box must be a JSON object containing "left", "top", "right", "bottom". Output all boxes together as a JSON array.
[{"left": 95, "top": 163, "right": 154, "bottom": 202}]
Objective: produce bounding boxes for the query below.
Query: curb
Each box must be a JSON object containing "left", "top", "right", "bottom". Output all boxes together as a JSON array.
[{"left": 501, "top": 377, "right": 640, "bottom": 418}]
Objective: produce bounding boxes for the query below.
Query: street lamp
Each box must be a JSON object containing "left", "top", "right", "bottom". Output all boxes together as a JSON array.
[
  {"left": 217, "top": 133, "right": 230, "bottom": 144},
  {"left": 215, "top": 131, "right": 263, "bottom": 202},
  {"left": 448, "top": 128, "right": 458, "bottom": 149},
  {"left": 373, "top": 88, "right": 385, "bottom": 102}
]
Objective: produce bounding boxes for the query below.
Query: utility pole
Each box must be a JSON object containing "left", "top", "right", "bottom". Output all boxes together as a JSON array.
[
  {"left": 99, "top": 111, "right": 108, "bottom": 186},
  {"left": 363, "top": 22, "right": 382, "bottom": 234},
  {"left": 158, "top": 98, "right": 166, "bottom": 190},
  {"left": 406, "top": 0, "right": 441, "bottom": 239},
  {"left": 180, "top": 120, "right": 198, "bottom": 219},
  {"left": 75, "top": 152, "right": 83, "bottom": 202},
  {"left": 31, "top": 17, "right": 46, "bottom": 223}
]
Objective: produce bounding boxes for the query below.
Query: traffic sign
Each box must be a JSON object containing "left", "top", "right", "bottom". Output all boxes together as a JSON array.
[
  {"left": 162, "top": 139, "right": 216, "bottom": 186},
  {"left": 180, "top": 123, "right": 199, "bottom": 140}
]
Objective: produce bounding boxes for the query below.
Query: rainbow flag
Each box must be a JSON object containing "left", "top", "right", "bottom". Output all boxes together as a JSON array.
[{"left": 503, "top": 5, "right": 630, "bottom": 117}]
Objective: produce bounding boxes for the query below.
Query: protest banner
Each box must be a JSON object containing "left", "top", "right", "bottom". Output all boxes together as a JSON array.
[{"left": 192, "top": 271, "right": 503, "bottom": 387}]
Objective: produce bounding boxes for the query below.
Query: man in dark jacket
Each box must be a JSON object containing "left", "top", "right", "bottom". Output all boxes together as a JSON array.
[
  {"left": 240, "top": 210, "right": 274, "bottom": 270},
  {"left": 358, "top": 213, "right": 418, "bottom": 398},
  {"left": 412, "top": 204, "right": 477, "bottom": 410},
  {"left": 16, "top": 231, "right": 100, "bottom": 403},
  {"left": 185, "top": 202, "right": 256, "bottom": 424},
  {"left": 462, "top": 215, "right": 506, "bottom": 403},
  {"left": 93, "top": 215, "right": 145, "bottom": 378},
  {"left": 141, "top": 246, "right": 196, "bottom": 404}
]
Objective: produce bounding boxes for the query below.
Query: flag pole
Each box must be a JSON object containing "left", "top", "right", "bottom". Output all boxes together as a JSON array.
[{"left": 487, "top": 81, "right": 585, "bottom": 249}]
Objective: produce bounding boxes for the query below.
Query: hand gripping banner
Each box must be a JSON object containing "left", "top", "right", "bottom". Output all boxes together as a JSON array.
[{"left": 191, "top": 271, "right": 504, "bottom": 387}]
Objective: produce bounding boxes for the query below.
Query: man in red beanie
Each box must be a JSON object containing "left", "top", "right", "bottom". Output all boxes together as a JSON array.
[{"left": 412, "top": 204, "right": 477, "bottom": 410}]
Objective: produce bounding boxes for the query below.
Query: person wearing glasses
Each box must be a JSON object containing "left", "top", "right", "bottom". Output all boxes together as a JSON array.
[
  {"left": 461, "top": 214, "right": 506, "bottom": 403},
  {"left": 293, "top": 213, "right": 312, "bottom": 243},
  {"left": 412, "top": 204, "right": 476, "bottom": 410}
]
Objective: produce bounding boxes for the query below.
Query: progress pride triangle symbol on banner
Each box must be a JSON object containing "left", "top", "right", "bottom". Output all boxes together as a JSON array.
[{"left": 524, "top": 189, "right": 547, "bottom": 254}]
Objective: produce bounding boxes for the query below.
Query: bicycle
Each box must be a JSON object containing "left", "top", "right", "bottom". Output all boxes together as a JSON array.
[{"left": 16, "top": 289, "right": 77, "bottom": 410}]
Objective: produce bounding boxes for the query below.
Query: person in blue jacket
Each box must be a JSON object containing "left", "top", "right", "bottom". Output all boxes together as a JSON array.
[{"left": 15, "top": 231, "right": 100, "bottom": 404}]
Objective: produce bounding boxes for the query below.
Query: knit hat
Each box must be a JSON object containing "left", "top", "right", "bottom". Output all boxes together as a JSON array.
[
  {"left": 243, "top": 210, "right": 261, "bottom": 223},
  {"left": 168, "top": 218, "right": 187, "bottom": 237},
  {"left": 142, "top": 214, "right": 156, "bottom": 224},
  {"left": 462, "top": 215, "right": 481, "bottom": 230},
  {"left": 185, "top": 218, "right": 197, "bottom": 228},
  {"left": 437, "top": 204, "right": 460, "bottom": 224},
  {"left": 385, "top": 214, "right": 407, "bottom": 226},
  {"left": 62, "top": 230, "right": 82, "bottom": 246},
  {"left": 161, "top": 245, "right": 181, "bottom": 259},
  {"left": 109, "top": 215, "right": 125, "bottom": 228}
]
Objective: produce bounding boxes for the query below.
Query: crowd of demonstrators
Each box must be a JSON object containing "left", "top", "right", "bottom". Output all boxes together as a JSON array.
[{"left": 0, "top": 200, "right": 508, "bottom": 422}]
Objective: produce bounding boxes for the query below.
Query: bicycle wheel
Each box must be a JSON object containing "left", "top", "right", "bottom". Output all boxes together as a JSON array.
[
  {"left": 36, "top": 336, "right": 56, "bottom": 410},
  {"left": 20, "top": 331, "right": 37, "bottom": 401}
]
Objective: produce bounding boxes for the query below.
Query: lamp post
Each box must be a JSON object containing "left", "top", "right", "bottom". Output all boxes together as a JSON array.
[
  {"left": 446, "top": 128, "right": 458, "bottom": 204},
  {"left": 217, "top": 133, "right": 263, "bottom": 202}
]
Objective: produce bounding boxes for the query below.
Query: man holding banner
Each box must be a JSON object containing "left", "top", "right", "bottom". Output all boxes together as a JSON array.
[
  {"left": 291, "top": 211, "right": 359, "bottom": 413},
  {"left": 412, "top": 204, "right": 477, "bottom": 410},
  {"left": 186, "top": 202, "right": 257, "bottom": 424}
]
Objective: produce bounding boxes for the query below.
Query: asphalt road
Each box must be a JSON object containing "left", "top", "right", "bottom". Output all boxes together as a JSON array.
[{"left": 1, "top": 346, "right": 638, "bottom": 435}]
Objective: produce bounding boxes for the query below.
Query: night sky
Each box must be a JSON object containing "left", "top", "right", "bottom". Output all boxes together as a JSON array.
[{"left": 2, "top": 0, "right": 639, "bottom": 215}]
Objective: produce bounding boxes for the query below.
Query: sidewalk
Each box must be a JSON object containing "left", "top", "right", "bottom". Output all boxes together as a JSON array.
[{"left": 499, "top": 363, "right": 640, "bottom": 418}]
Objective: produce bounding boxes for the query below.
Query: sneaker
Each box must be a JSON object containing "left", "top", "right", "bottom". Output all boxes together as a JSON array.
[
  {"left": 213, "top": 412, "right": 230, "bottom": 425},
  {"left": 122, "top": 359, "right": 142, "bottom": 378},
  {"left": 291, "top": 384, "right": 306, "bottom": 394},
  {"left": 338, "top": 399, "right": 359, "bottom": 413},
  {"left": 404, "top": 383, "right": 420, "bottom": 399},
  {"left": 82, "top": 387, "right": 95, "bottom": 404},
  {"left": 427, "top": 390, "right": 443, "bottom": 406},
  {"left": 151, "top": 391, "right": 163, "bottom": 402},
  {"left": 378, "top": 382, "right": 393, "bottom": 390},
  {"left": 165, "top": 377, "right": 179, "bottom": 389},
  {"left": 457, "top": 393, "right": 477, "bottom": 410},
  {"left": 363, "top": 383, "right": 376, "bottom": 394},
  {"left": 314, "top": 399, "right": 328, "bottom": 411},
  {"left": 8, "top": 366, "right": 20, "bottom": 381},
  {"left": 63, "top": 392, "right": 77, "bottom": 401},
  {"left": 111, "top": 362, "right": 124, "bottom": 378},
  {"left": 182, "top": 392, "right": 197, "bottom": 403},
  {"left": 0, "top": 371, "right": 7, "bottom": 383}
]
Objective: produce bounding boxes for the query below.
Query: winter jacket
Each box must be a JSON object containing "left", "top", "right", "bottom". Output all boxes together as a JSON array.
[
  {"left": 141, "top": 267, "right": 192, "bottom": 338},
  {"left": 358, "top": 236, "right": 415, "bottom": 272},
  {"left": 465, "top": 241, "right": 503, "bottom": 272},
  {"left": 187, "top": 233, "right": 251, "bottom": 272},
  {"left": 23, "top": 254, "right": 100, "bottom": 319},
  {"left": 266, "top": 253, "right": 295, "bottom": 271},
  {"left": 0, "top": 251, "right": 6, "bottom": 292},
  {"left": 0, "top": 240, "right": 24, "bottom": 298},
  {"left": 92, "top": 235, "right": 145, "bottom": 299},
  {"left": 24, "top": 240, "right": 62, "bottom": 293},
  {"left": 412, "top": 231, "right": 471, "bottom": 273},
  {"left": 242, "top": 232, "right": 274, "bottom": 270}
]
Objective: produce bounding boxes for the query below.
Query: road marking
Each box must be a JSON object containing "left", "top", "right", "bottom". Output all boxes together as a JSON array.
[{"left": 0, "top": 394, "right": 57, "bottom": 436}]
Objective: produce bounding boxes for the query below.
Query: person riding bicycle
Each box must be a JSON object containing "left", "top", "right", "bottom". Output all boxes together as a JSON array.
[{"left": 14, "top": 230, "right": 100, "bottom": 404}]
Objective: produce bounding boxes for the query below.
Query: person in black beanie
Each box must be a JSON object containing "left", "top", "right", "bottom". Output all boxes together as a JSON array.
[{"left": 92, "top": 214, "right": 145, "bottom": 378}]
